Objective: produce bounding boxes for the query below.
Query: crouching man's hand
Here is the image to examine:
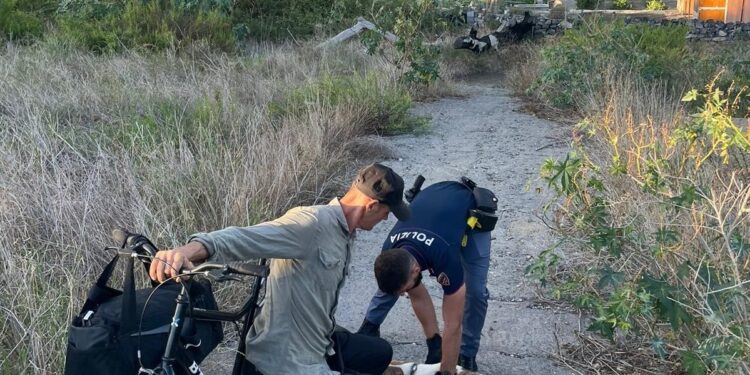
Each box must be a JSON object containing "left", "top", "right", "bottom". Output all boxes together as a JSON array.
[{"left": 426, "top": 333, "right": 442, "bottom": 364}]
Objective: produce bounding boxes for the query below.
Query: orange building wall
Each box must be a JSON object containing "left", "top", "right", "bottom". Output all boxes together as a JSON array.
[
  {"left": 735, "top": 0, "right": 750, "bottom": 22},
  {"left": 698, "top": 0, "right": 725, "bottom": 21}
]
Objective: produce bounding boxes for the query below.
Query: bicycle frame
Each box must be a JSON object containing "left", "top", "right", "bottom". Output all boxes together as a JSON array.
[
  {"left": 157, "top": 263, "right": 268, "bottom": 375},
  {"left": 159, "top": 285, "right": 191, "bottom": 375}
]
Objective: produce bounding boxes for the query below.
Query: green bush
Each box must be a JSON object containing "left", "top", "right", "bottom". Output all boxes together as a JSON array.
[
  {"left": 0, "top": 0, "right": 47, "bottom": 42},
  {"left": 55, "top": 0, "right": 235, "bottom": 52},
  {"left": 534, "top": 19, "right": 689, "bottom": 107},
  {"left": 232, "top": 0, "right": 338, "bottom": 41},
  {"left": 533, "top": 83, "right": 750, "bottom": 373},
  {"left": 531, "top": 74, "right": 750, "bottom": 373},
  {"left": 576, "top": 0, "right": 601, "bottom": 10},
  {"left": 356, "top": 0, "right": 469, "bottom": 85},
  {"left": 645, "top": 0, "right": 667, "bottom": 10},
  {"left": 612, "top": 0, "right": 631, "bottom": 9}
]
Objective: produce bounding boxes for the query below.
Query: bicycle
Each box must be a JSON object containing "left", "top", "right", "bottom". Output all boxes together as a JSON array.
[{"left": 112, "top": 230, "right": 270, "bottom": 375}]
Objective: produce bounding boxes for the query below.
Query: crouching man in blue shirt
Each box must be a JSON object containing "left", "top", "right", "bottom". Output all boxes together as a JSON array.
[{"left": 357, "top": 178, "right": 497, "bottom": 374}]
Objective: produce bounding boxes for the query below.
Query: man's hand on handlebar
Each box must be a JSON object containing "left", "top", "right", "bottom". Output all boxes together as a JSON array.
[{"left": 148, "top": 241, "right": 208, "bottom": 283}]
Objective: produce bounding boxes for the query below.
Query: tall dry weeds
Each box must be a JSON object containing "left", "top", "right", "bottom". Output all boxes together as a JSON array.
[{"left": 0, "top": 41, "right": 412, "bottom": 373}]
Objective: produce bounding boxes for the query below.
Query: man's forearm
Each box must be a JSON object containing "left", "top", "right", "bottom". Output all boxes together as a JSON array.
[
  {"left": 408, "top": 284, "right": 439, "bottom": 338},
  {"left": 182, "top": 240, "right": 210, "bottom": 262},
  {"left": 440, "top": 285, "right": 466, "bottom": 373},
  {"left": 440, "top": 324, "right": 461, "bottom": 373}
]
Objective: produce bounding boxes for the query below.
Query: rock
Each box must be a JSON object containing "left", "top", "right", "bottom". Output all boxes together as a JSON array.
[
  {"left": 718, "top": 30, "right": 728, "bottom": 37},
  {"left": 549, "top": 10, "right": 565, "bottom": 20}
]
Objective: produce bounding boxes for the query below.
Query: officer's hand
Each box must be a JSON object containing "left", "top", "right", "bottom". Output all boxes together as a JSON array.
[
  {"left": 149, "top": 249, "right": 194, "bottom": 283},
  {"left": 425, "top": 333, "right": 442, "bottom": 364}
]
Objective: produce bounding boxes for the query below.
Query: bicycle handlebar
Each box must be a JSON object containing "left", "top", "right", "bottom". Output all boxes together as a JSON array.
[
  {"left": 112, "top": 229, "right": 270, "bottom": 279},
  {"left": 189, "top": 260, "right": 269, "bottom": 322},
  {"left": 189, "top": 261, "right": 269, "bottom": 278},
  {"left": 112, "top": 229, "right": 158, "bottom": 258}
]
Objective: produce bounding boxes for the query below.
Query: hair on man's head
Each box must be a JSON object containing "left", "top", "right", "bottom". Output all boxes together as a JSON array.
[{"left": 374, "top": 248, "right": 413, "bottom": 295}]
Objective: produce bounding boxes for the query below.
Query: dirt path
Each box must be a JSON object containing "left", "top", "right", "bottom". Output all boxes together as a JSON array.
[{"left": 335, "top": 82, "right": 583, "bottom": 374}]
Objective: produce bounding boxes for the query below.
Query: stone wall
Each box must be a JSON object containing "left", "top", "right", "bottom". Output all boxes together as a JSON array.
[
  {"left": 623, "top": 17, "right": 750, "bottom": 41},
  {"left": 518, "top": 14, "right": 750, "bottom": 41},
  {"left": 682, "top": 19, "right": 750, "bottom": 41},
  {"left": 585, "top": 0, "right": 678, "bottom": 10},
  {"left": 532, "top": 17, "right": 568, "bottom": 35}
]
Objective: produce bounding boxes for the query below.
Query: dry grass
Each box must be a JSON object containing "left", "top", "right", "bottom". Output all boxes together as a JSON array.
[
  {"left": 0, "top": 40, "right": 427, "bottom": 373},
  {"left": 500, "top": 40, "right": 544, "bottom": 96},
  {"left": 498, "top": 39, "right": 585, "bottom": 126},
  {"left": 555, "top": 332, "right": 683, "bottom": 374}
]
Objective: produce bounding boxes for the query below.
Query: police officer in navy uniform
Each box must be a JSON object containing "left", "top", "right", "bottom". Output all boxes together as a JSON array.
[{"left": 357, "top": 178, "right": 497, "bottom": 374}]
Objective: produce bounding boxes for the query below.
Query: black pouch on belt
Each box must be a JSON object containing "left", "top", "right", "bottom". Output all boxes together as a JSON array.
[{"left": 470, "top": 187, "right": 498, "bottom": 232}]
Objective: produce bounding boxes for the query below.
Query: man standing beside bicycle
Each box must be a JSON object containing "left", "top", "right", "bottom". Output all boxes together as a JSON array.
[{"left": 148, "top": 163, "right": 408, "bottom": 375}]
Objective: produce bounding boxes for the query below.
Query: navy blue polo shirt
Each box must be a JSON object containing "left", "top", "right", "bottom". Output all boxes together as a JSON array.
[{"left": 382, "top": 181, "right": 474, "bottom": 295}]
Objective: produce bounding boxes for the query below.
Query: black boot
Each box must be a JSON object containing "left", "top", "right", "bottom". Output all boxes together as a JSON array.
[
  {"left": 425, "top": 334, "right": 442, "bottom": 364},
  {"left": 356, "top": 319, "right": 380, "bottom": 337},
  {"left": 457, "top": 355, "right": 478, "bottom": 371}
]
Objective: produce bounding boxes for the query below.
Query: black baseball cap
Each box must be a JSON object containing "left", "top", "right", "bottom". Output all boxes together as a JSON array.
[{"left": 355, "top": 163, "right": 410, "bottom": 221}]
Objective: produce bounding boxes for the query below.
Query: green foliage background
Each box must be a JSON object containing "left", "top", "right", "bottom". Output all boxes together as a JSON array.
[
  {"left": 533, "top": 19, "right": 750, "bottom": 114},
  {"left": 0, "top": 0, "right": 469, "bottom": 84}
]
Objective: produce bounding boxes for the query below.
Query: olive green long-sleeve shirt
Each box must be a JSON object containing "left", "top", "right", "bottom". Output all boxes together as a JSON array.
[{"left": 190, "top": 198, "right": 353, "bottom": 375}]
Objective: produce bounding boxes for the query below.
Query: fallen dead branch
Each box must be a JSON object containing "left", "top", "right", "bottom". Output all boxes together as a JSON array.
[{"left": 318, "top": 17, "right": 398, "bottom": 48}]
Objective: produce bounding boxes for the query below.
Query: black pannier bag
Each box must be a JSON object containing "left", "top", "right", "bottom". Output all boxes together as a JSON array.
[{"left": 64, "top": 255, "right": 223, "bottom": 374}]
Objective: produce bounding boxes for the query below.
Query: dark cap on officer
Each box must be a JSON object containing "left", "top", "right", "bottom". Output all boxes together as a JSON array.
[{"left": 354, "top": 163, "right": 410, "bottom": 221}]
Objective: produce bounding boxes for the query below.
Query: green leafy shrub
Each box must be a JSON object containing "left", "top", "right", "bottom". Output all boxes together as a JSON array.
[
  {"left": 233, "top": 0, "right": 342, "bottom": 41},
  {"left": 612, "top": 0, "right": 631, "bottom": 9},
  {"left": 354, "top": 0, "right": 469, "bottom": 85},
  {"left": 533, "top": 19, "right": 689, "bottom": 107},
  {"left": 532, "top": 77, "right": 750, "bottom": 373},
  {"left": 55, "top": 0, "right": 235, "bottom": 52},
  {"left": 0, "top": 0, "right": 47, "bottom": 42},
  {"left": 645, "top": 0, "right": 667, "bottom": 10},
  {"left": 576, "top": 0, "right": 601, "bottom": 9}
]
